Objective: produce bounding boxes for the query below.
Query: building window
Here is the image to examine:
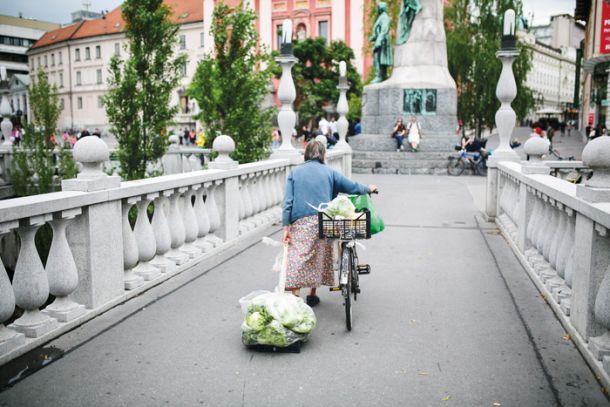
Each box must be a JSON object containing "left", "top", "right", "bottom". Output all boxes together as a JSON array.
[
  {"left": 51, "top": 53, "right": 55, "bottom": 66},
  {"left": 85, "top": 47, "right": 91, "bottom": 60},
  {"left": 59, "top": 72, "right": 64, "bottom": 88},
  {"left": 76, "top": 71, "right": 81, "bottom": 86},
  {"left": 44, "top": 55, "right": 48, "bottom": 67},
  {"left": 95, "top": 45, "right": 101, "bottom": 59},
  {"left": 37, "top": 56, "right": 41, "bottom": 67},
  {"left": 60, "top": 98, "right": 64, "bottom": 110},
  {"left": 318, "top": 21, "right": 328, "bottom": 42},
  {"left": 77, "top": 97, "right": 83, "bottom": 109},
  {"left": 180, "top": 62, "right": 187, "bottom": 77},
  {"left": 200, "top": 32, "right": 205, "bottom": 48},
  {"left": 98, "top": 96, "right": 103, "bottom": 109},
  {"left": 114, "top": 42, "right": 120, "bottom": 56},
  {"left": 276, "top": 24, "right": 283, "bottom": 50},
  {"left": 96, "top": 69, "right": 102, "bottom": 84},
  {"left": 59, "top": 51, "right": 62, "bottom": 65},
  {"left": 179, "top": 35, "right": 186, "bottom": 50},
  {"left": 75, "top": 48, "right": 80, "bottom": 61},
  {"left": 30, "top": 59, "right": 34, "bottom": 69}
]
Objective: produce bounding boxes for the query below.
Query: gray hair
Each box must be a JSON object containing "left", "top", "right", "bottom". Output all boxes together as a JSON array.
[{"left": 304, "top": 140, "right": 326, "bottom": 163}]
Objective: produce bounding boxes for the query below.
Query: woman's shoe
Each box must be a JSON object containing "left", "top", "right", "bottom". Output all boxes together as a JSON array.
[{"left": 306, "top": 295, "right": 320, "bottom": 307}]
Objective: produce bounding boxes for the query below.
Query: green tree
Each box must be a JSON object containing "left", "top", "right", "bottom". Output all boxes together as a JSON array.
[
  {"left": 104, "top": 0, "right": 187, "bottom": 180},
  {"left": 188, "top": 1, "right": 274, "bottom": 163},
  {"left": 285, "top": 38, "right": 362, "bottom": 127},
  {"left": 9, "top": 67, "right": 77, "bottom": 197},
  {"left": 445, "top": 0, "right": 538, "bottom": 136}
]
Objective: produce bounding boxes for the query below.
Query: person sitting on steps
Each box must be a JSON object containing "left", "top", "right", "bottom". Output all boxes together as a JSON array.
[{"left": 391, "top": 118, "right": 407, "bottom": 152}]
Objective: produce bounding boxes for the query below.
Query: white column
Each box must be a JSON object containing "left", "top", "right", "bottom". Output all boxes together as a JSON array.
[
  {"left": 166, "top": 188, "right": 190, "bottom": 265},
  {"left": 150, "top": 192, "right": 176, "bottom": 273},
  {"left": 335, "top": 61, "right": 351, "bottom": 152},
  {"left": 122, "top": 198, "right": 143, "bottom": 290},
  {"left": 44, "top": 209, "right": 86, "bottom": 322},
  {"left": 11, "top": 216, "right": 58, "bottom": 338},
  {"left": 133, "top": 194, "right": 161, "bottom": 281},
  {"left": 192, "top": 184, "right": 214, "bottom": 253},
  {"left": 180, "top": 186, "right": 203, "bottom": 258},
  {"left": 0, "top": 221, "right": 24, "bottom": 353}
]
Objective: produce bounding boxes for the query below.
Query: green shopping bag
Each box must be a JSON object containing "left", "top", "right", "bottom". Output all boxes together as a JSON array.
[{"left": 350, "top": 194, "right": 384, "bottom": 235}]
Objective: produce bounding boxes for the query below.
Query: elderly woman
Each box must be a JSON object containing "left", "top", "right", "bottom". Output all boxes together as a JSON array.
[{"left": 282, "top": 140, "right": 377, "bottom": 306}]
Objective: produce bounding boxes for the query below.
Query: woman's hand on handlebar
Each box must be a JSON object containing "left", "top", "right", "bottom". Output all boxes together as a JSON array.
[{"left": 368, "top": 185, "right": 378, "bottom": 194}]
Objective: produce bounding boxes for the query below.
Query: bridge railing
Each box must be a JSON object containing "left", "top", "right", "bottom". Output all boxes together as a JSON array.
[
  {"left": 0, "top": 135, "right": 351, "bottom": 365},
  {"left": 490, "top": 135, "right": 610, "bottom": 388}
]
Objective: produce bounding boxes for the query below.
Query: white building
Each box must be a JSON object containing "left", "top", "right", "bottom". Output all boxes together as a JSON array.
[
  {"left": 28, "top": 0, "right": 366, "bottom": 133},
  {"left": 520, "top": 14, "right": 585, "bottom": 123},
  {"left": 28, "top": 1, "right": 205, "bottom": 132}
]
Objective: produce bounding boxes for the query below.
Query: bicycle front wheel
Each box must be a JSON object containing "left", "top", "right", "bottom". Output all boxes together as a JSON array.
[
  {"left": 476, "top": 159, "right": 488, "bottom": 176},
  {"left": 341, "top": 246, "right": 353, "bottom": 331},
  {"left": 447, "top": 158, "right": 465, "bottom": 176}
]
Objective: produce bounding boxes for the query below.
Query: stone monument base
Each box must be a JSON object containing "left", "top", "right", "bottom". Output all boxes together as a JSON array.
[{"left": 361, "top": 86, "right": 458, "bottom": 136}]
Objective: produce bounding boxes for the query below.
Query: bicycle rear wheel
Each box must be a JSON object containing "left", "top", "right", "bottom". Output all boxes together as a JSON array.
[{"left": 447, "top": 158, "right": 465, "bottom": 176}]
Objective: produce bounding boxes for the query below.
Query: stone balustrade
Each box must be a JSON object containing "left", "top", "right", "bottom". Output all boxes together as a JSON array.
[
  {"left": 0, "top": 135, "right": 352, "bottom": 365},
  {"left": 0, "top": 142, "right": 211, "bottom": 187},
  {"left": 490, "top": 135, "right": 610, "bottom": 388}
]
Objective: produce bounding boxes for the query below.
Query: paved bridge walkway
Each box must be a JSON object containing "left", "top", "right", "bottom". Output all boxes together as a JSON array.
[{"left": 0, "top": 175, "right": 608, "bottom": 406}]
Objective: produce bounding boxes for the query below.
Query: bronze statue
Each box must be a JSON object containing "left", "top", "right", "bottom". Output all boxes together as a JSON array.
[
  {"left": 397, "top": 0, "right": 422, "bottom": 45},
  {"left": 369, "top": 2, "right": 393, "bottom": 84}
]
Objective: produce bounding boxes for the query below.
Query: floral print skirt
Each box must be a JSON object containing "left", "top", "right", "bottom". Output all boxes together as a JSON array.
[{"left": 285, "top": 215, "right": 334, "bottom": 289}]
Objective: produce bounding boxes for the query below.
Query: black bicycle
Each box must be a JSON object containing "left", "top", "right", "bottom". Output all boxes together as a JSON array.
[
  {"left": 447, "top": 148, "right": 488, "bottom": 176},
  {"left": 318, "top": 199, "right": 373, "bottom": 331}
]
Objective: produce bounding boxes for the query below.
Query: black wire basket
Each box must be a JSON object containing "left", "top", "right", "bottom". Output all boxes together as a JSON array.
[{"left": 318, "top": 209, "right": 371, "bottom": 240}]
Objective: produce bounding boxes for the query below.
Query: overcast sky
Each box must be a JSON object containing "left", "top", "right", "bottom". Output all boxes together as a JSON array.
[{"left": 1, "top": 0, "right": 575, "bottom": 26}]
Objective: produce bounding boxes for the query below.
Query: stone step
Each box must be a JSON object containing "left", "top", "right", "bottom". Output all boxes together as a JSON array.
[
  {"left": 353, "top": 151, "right": 452, "bottom": 160},
  {"left": 350, "top": 133, "right": 459, "bottom": 152}
]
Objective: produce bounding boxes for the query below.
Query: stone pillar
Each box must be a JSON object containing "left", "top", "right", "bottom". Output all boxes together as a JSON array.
[
  {"left": 62, "top": 136, "right": 124, "bottom": 308},
  {"left": 0, "top": 221, "right": 24, "bottom": 352},
  {"left": 209, "top": 136, "right": 239, "bottom": 242},
  {"left": 270, "top": 49, "right": 302, "bottom": 164},
  {"left": 521, "top": 136, "right": 551, "bottom": 175},
  {"left": 335, "top": 61, "right": 351, "bottom": 152},
  {"left": 162, "top": 135, "right": 182, "bottom": 175},
  {"left": 486, "top": 47, "right": 521, "bottom": 220}
]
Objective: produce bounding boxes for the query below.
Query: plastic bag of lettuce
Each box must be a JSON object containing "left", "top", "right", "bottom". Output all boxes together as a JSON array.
[
  {"left": 324, "top": 195, "right": 357, "bottom": 219},
  {"left": 240, "top": 291, "right": 316, "bottom": 347}
]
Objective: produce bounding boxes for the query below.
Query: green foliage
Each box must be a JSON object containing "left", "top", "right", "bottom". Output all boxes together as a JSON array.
[
  {"left": 281, "top": 38, "right": 362, "bottom": 127},
  {"left": 445, "top": 0, "right": 538, "bottom": 135},
  {"left": 104, "top": 0, "right": 187, "bottom": 180},
  {"left": 9, "top": 68, "right": 77, "bottom": 197},
  {"left": 188, "top": 1, "right": 274, "bottom": 163}
]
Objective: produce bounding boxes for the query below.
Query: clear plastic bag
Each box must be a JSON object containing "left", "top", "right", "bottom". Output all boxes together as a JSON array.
[{"left": 240, "top": 291, "right": 316, "bottom": 347}]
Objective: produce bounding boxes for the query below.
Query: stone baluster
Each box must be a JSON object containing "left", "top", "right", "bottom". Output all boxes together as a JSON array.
[
  {"left": 132, "top": 194, "right": 160, "bottom": 281},
  {"left": 206, "top": 182, "right": 224, "bottom": 245},
  {"left": 554, "top": 209, "right": 576, "bottom": 312},
  {"left": 181, "top": 154, "right": 191, "bottom": 173},
  {"left": 263, "top": 170, "right": 274, "bottom": 211},
  {"left": 238, "top": 178, "right": 248, "bottom": 235},
  {"left": 589, "top": 225, "right": 610, "bottom": 363},
  {"left": 531, "top": 197, "right": 552, "bottom": 275},
  {"left": 544, "top": 202, "right": 566, "bottom": 292},
  {"left": 180, "top": 186, "right": 203, "bottom": 258},
  {"left": 43, "top": 209, "right": 86, "bottom": 322},
  {"left": 122, "top": 198, "right": 143, "bottom": 290},
  {"left": 192, "top": 184, "right": 214, "bottom": 253},
  {"left": 241, "top": 176, "right": 256, "bottom": 232},
  {"left": 150, "top": 192, "right": 176, "bottom": 274},
  {"left": 10, "top": 216, "right": 58, "bottom": 337},
  {"left": 166, "top": 188, "right": 190, "bottom": 265},
  {"left": 261, "top": 170, "right": 275, "bottom": 222},
  {"left": 0, "top": 221, "right": 24, "bottom": 353},
  {"left": 189, "top": 154, "right": 200, "bottom": 171},
  {"left": 250, "top": 174, "right": 265, "bottom": 226},
  {"left": 525, "top": 192, "right": 542, "bottom": 258}
]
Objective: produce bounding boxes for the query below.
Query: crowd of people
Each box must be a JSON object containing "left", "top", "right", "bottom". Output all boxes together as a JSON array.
[{"left": 272, "top": 115, "right": 364, "bottom": 150}]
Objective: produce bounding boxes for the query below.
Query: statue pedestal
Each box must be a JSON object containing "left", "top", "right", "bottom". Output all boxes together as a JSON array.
[{"left": 361, "top": 0, "right": 457, "bottom": 136}]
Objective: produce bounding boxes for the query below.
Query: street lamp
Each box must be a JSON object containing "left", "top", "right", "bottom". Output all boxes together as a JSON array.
[{"left": 270, "top": 19, "right": 302, "bottom": 163}]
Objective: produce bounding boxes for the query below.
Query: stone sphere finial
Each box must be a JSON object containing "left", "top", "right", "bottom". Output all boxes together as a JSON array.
[
  {"left": 582, "top": 135, "right": 610, "bottom": 189},
  {"left": 208, "top": 134, "right": 238, "bottom": 170},
  {"left": 521, "top": 135, "right": 550, "bottom": 175},
  {"left": 73, "top": 136, "right": 109, "bottom": 179},
  {"left": 213, "top": 134, "right": 235, "bottom": 158},
  {"left": 168, "top": 134, "right": 179, "bottom": 145}
]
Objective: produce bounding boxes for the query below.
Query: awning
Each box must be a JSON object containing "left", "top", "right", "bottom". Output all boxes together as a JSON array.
[{"left": 536, "top": 108, "right": 562, "bottom": 115}]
